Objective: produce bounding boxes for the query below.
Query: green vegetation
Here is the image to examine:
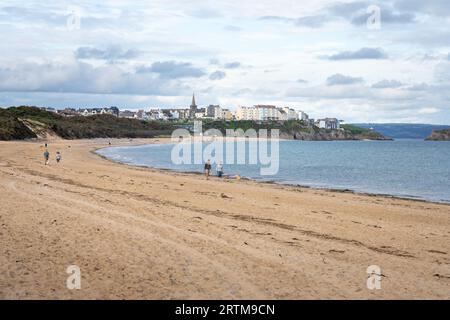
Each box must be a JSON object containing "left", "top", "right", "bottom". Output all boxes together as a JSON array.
[
  {"left": 0, "top": 110, "right": 37, "bottom": 140},
  {"left": 200, "top": 119, "right": 311, "bottom": 134},
  {"left": 0, "top": 106, "right": 177, "bottom": 140},
  {"left": 201, "top": 120, "right": 386, "bottom": 138},
  {"left": 341, "top": 124, "right": 385, "bottom": 139},
  {"left": 341, "top": 124, "right": 371, "bottom": 134}
]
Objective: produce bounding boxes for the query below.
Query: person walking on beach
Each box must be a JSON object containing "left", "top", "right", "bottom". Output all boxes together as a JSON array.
[
  {"left": 216, "top": 161, "right": 224, "bottom": 178},
  {"left": 56, "top": 151, "right": 62, "bottom": 164},
  {"left": 43, "top": 150, "right": 50, "bottom": 165},
  {"left": 204, "top": 160, "right": 212, "bottom": 180}
]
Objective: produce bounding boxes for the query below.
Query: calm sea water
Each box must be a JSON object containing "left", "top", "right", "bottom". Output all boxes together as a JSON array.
[{"left": 97, "top": 140, "right": 450, "bottom": 203}]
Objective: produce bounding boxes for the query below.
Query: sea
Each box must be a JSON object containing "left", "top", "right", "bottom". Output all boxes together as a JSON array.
[{"left": 97, "top": 140, "right": 450, "bottom": 203}]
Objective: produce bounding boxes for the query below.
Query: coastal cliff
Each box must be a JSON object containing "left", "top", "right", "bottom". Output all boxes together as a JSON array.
[
  {"left": 1, "top": 106, "right": 389, "bottom": 141},
  {"left": 202, "top": 121, "right": 390, "bottom": 141},
  {"left": 0, "top": 106, "right": 175, "bottom": 140},
  {"left": 280, "top": 124, "right": 390, "bottom": 141},
  {"left": 426, "top": 129, "right": 450, "bottom": 141}
]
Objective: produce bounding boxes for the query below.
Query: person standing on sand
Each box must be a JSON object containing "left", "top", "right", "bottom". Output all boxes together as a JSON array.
[
  {"left": 216, "top": 162, "right": 224, "bottom": 178},
  {"left": 204, "top": 160, "right": 212, "bottom": 180},
  {"left": 44, "top": 150, "right": 50, "bottom": 165},
  {"left": 56, "top": 151, "right": 62, "bottom": 163}
]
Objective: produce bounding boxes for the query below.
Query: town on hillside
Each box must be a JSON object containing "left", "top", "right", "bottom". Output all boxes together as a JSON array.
[{"left": 39, "top": 93, "right": 343, "bottom": 130}]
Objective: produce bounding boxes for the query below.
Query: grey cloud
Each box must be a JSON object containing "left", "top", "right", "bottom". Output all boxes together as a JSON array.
[
  {"left": 327, "top": 1, "right": 416, "bottom": 25},
  {"left": 0, "top": 61, "right": 186, "bottom": 96},
  {"left": 297, "top": 79, "right": 308, "bottom": 84},
  {"left": 327, "top": 1, "right": 368, "bottom": 19},
  {"left": 260, "top": 2, "right": 415, "bottom": 29},
  {"left": 209, "top": 70, "right": 226, "bottom": 80},
  {"left": 286, "top": 85, "right": 369, "bottom": 100},
  {"left": 351, "top": 9, "right": 415, "bottom": 25},
  {"left": 372, "top": 79, "right": 403, "bottom": 89},
  {"left": 327, "top": 74, "right": 364, "bottom": 86},
  {"left": 259, "top": 16, "right": 293, "bottom": 23},
  {"left": 75, "top": 46, "right": 140, "bottom": 60},
  {"left": 224, "top": 62, "right": 241, "bottom": 69},
  {"left": 406, "top": 83, "right": 429, "bottom": 91},
  {"left": 1, "top": 6, "right": 34, "bottom": 16},
  {"left": 259, "top": 15, "right": 326, "bottom": 28},
  {"left": 0, "top": 5, "right": 67, "bottom": 26},
  {"left": 328, "top": 48, "right": 388, "bottom": 60},
  {"left": 137, "top": 61, "right": 206, "bottom": 79},
  {"left": 209, "top": 58, "right": 220, "bottom": 65},
  {"left": 394, "top": 0, "right": 450, "bottom": 17},
  {"left": 286, "top": 83, "right": 421, "bottom": 102},
  {"left": 294, "top": 15, "right": 327, "bottom": 28}
]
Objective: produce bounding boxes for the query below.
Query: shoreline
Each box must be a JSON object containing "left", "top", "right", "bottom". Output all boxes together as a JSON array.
[
  {"left": 1, "top": 138, "right": 449, "bottom": 299},
  {"left": 94, "top": 142, "right": 450, "bottom": 206}
]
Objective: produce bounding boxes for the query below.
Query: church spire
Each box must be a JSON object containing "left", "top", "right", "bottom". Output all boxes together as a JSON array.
[{"left": 191, "top": 93, "right": 197, "bottom": 107}]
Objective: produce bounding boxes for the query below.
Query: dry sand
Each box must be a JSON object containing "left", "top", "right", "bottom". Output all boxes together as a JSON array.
[{"left": 0, "top": 138, "right": 449, "bottom": 300}]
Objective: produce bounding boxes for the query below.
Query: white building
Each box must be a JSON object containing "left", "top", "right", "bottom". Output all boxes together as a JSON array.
[
  {"left": 278, "top": 109, "right": 288, "bottom": 121},
  {"left": 195, "top": 108, "right": 206, "bottom": 119},
  {"left": 317, "top": 118, "right": 341, "bottom": 130},
  {"left": 282, "top": 107, "right": 299, "bottom": 120},
  {"left": 170, "top": 110, "right": 180, "bottom": 120},
  {"left": 213, "top": 106, "right": 223, "bottom": 119},
  {"left": 79, "top": 107, "right": 119, "bottom": 117},
  {"left": 236, "top": 105, "right": 300, "bottom": 121},
  {"left": 118, "top": 110, "right": 137, "bottom": 118},
  {"left": 147, "top": 109, "right": 168, "bottom": 120},
  {"left": 222, "top": 109, "right": 233, "bottom": 120},
  {"left": 235, "top": 106, "right": 259, "bottom": 121},
  {"left": 135, "top": 110, "right": 146, "bottom": 120},
  {"left": 41, "top": 107, "right": 57, "bottom": 113},
  {"left": 255, "top": 105, "right": 279, "bottom": 121},
  {"left": 298, "top": 111, "right": 309, "bottom": 122}
]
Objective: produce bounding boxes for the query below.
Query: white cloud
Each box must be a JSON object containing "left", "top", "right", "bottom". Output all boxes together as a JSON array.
[{"left": 418, "top": 107, "right": 439, "bottom": 114}]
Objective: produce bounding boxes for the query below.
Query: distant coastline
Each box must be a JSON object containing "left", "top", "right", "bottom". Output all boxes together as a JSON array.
[{"left": 353, "top": 123, "right": 450, "bottom": 140}]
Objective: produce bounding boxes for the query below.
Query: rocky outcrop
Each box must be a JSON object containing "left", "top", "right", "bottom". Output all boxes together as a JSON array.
[
  {"left": 426, "top": 129, "right": 450, "bottom": 141},
  {"left": 280, "top": 127, "right": 390, "bottom": 141}
]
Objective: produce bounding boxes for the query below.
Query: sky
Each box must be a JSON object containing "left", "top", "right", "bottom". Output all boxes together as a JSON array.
[{"left": 0, "top": 0, "right": 450, "bottom": 124}]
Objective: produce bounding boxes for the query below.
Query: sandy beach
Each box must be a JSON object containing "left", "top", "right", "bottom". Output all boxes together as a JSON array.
[{"left": 0, "top": 138, "right": 449, "bottom": 300}]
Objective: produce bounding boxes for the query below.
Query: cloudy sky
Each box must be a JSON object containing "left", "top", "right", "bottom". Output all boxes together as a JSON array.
[{"left": 1, "top": 0, "right": 450, "bottom": 124}]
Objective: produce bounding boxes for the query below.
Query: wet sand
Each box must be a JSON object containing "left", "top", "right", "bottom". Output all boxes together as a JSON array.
[{"left": 0, "top": 138, "right": 449, "bottom": 299}]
